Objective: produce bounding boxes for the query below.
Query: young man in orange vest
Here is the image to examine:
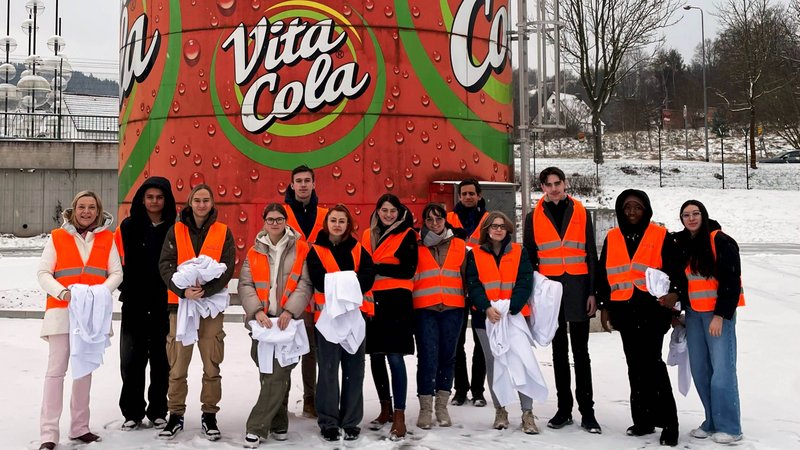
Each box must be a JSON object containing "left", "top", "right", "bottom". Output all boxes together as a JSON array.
[
  {"left": 283, "top": 165, "right": 328, "bottom": 418},
  {"left": 595, "top": 190, "right": 680, "bottom": 446},
  {"left": 115, "top": 177, "right": 176, "bottom": 432},
  {"left": 522, "top": 167, "right": 601, "bottom": 433},
  {"left": 447, "top": 179, "right": 488, "bottom": 407}
]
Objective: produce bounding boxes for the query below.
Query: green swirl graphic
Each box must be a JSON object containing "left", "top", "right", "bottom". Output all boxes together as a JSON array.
[
  {"left": 396, "top": 0, "right": 509, "bottom": 164},
  {"left": 210, "top": 9, "right": 385, "bottom": 170},
  {"left": 119, "top": 0, "right": 181, "bottom": 201}
]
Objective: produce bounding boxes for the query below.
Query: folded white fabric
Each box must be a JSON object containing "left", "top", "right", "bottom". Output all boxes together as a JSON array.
[
  {"left": 528, "top": 271, "right": 562, "bottom": 347},
  {"left": 486, "top": 299, "right": 548, "bottom": 407},
  {"left": 68, "top": 284, "right": 113, "bottom": 379},
  {"left": 172, "top": 255, "right": 230, "bottom": 346},
  {"left": 249, "top": 319, "right": 309, "bottom": 374},
  {"left": 645, "top": 267, "right": 681, "bottom": 310},
  {"left": 667, "top": 323, "right": 692, "bottom": 396},
  {"left": 315, "top": 271, "right": 365, "bottom": 354}
]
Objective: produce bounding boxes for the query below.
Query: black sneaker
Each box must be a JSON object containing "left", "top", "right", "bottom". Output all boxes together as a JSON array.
[
  {"left": 202, "top": 412, "right": 222, "bottom": 441},
  {"left": 472, "top": 394, "right": 487, "bottom": 407},
  {"left": 547, "top": 410, "right": 573, "bottom": 429},
  {"left": 157, "top": 414, "right": 183, "bottom": 440},
  {"left": 626, "top": 424, "right": 655, "bottom": 436},
  {"left": 321, "top": 427, "right": 340, "bottom": 442},
  {"left": 121, "top": 419, "right": 141, "bottom": 431},
  {"left": 343, "top": 427, "right": 360, "bottom": 441},
  {"left": 450, "top": 393, "right": 467, "bottom": 406},
  {"left": 660, "top": 426, "right": 679, "bottom": 446},
  {"left": 581, "top": 415, "right": 602, "bottom": 434}
]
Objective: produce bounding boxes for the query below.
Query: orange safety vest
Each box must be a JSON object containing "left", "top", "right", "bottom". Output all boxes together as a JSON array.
[
  {"left": 361, "top": 228, "right": 415, "bottom": 291},
  {"left": 533, "top": 197, "right": 589, "bottom": 276},
  {"left": 284, "top": 205, "right": 328, "bottom": 244},
  {"left": 167, "top": 221, "right": 228, "bottom": 304},
  {"left": 472, "top": 243, "right": 531, "bottom": 317},
  {"left": 114, "top": 228, "right": 125, "bottom": 266},
  {"left": 312, "top": 243, "right": 373, "bottom": 321},
  {"left": 246, "top": 240, "right": 309, "bottom": 314},
  {"left": 605, "top": 223, "right": 667, "bottom": 301},
  {"left": 412, "top": 237, "right": 466, "bottom": 309},
  {"left": 686, "top": 230, "right": 746, "bottom": 312},
  {"left": 447, "top": 211, "right": 488, "bottom": 249},
  {"left": 47, "top": 228, "right": 113, "bottom": 310}
]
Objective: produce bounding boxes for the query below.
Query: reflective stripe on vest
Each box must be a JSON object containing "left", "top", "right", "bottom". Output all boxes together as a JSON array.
[
  {"left": 533, "top": 197, "right": 589, "bottom": 276},
  {"left": 168, "top": 221, "right": 228, "bottom": 304},
  {"left": 312, "top": 243, "right": 372, "bottom": 321},
  {"left": 472, "top": 243, "right": 531, "bottom": 317},
  {"left": 412, "top": 238, "right": 466, "bottom": 309},
  {"left": 47, "top": 228, "right": 113, "bottom": 310},
  {"left": 362, "top": 228, "right": 415, "bottom": 291},
  {"left": 686, "top": 230, "right": 746, "bottom": 312},
  {"left": 284, "top": 205, "right": 328, "bottom": 244},
  {"left": 446, "top": 211, "right": 487, "bottom": 249},
  {"left": 606, "top": 223, "right": 666, "bottom": 301},
  {"left": 246, "top": 240, "right": 309, "bottom": 313}
]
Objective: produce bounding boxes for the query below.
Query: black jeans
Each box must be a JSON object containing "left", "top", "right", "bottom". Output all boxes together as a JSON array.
[
  {"left": 453, "top": 309, "right": 485, "bottom": 398},
  {"left": 551, "top": 307, "right": 594, "bottom": 417},
  {"left": 119, "top": 308, "right": 169, "bottom": 422},
  {"left": 315, "top": 329, "right": 365, "bottom": 431}
]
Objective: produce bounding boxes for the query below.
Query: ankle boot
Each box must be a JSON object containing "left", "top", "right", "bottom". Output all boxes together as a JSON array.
[
  {"left": 389, "top": 409, "right": 406, "bottom": 440},
  {"left": 434, "top": 390, "right": 452, "bottom": 427},
  {"left": 369, "top": 400, "right": 393, "bottom": 430},
  {"left": 417, "top": 395, "right": 433, "bottom": 429}
]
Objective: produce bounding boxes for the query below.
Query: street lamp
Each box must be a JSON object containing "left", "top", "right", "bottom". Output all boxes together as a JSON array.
[{"left": 684, "top": 5, "right": 709, "bottom": 162}]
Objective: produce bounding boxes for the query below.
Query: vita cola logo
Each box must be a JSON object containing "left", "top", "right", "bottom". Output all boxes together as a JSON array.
[
  {"left": 222, "top": 17, "right": 371, "bottom": 134},
  {"left": 450, "top": 0, "right": 508, "bottom": 93},
  {"left": 119, "top": 3, "right": 160, "bottom": 102}
]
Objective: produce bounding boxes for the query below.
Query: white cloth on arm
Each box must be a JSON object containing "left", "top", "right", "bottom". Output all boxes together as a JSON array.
[
  {"left": 667, "top": 323, "right": 692, "bottom": 396},
  {"left": 315, "top": 271, "right": 365, "bottom": 354},
  {"left": 527, "top": 271, "right": 562, "bottom": 347},
  {"left": 171, "top": 255, "right": 230, "bottom": 346},
  {"left": 486, "top": 299, "right": 548, "bottom": 407},
  {"left": 248, "top": 319, "right": 309, "bottom": 374},
  {"left": 646, "top": 267, "right": 681, "bottom": 310},
  {"left": 68, "top": 284, "right": 113, "bottom": 379}
]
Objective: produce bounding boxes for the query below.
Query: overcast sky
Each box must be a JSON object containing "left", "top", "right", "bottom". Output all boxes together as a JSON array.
[{"left": 0, "top": 0, "right": 789, "bottom": 82}]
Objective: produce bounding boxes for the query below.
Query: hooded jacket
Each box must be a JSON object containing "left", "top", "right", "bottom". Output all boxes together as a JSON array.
[
  {"left": 158, "top": 205, "right": 236, "bottom": 307},
  {"left": 117, "top": 177, "right": 177, "bottom": 313},
  {"left": 450, "top": 197, "right": 487, "bottom": 239},
  {"left": 284, "top": 186, "right": 322, "bottom": 240}
]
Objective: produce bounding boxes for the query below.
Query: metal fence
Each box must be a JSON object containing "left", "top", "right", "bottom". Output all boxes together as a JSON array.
[{"left": 0, "top": 112, "right": 118, "bottom": 142}]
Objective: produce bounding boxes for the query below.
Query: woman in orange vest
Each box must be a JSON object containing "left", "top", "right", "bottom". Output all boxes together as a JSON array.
[
  {"left": 673, "top": 200, "right": 745, "bottom": 444},
  {"left": 157, "top": 184, "right": 235, "bottom": 440},
  {"left": 305, "top": 205, "right": 375, "bottom": 442},
  {"left": 37, "top": 191, "right": 123, "bottom": 450},
  {"left": 412, "top": 203, "right": 467, "bottom": 430},
  {"left": 362, "top": 193, "right": 418, "bottom": 440},
  {"left": 595, "top": 190, "right": 679, "bottom": 446},
  {"left": 464, "top": 212, "right": 536, "bottom": 434},
  {"left": 239, "top": 203, "right": 314, "bottom": 447}
]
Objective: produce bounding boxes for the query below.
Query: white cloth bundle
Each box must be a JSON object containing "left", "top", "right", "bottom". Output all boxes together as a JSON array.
[
  {"left": 646, "top": 267, "right": 681, "bottom": 310},
  {"left": 486, "top": 299, "right": 548, "bottom": 407},
  {"left": 527, "top": 271, "right": 563, "bottom": 347},
  {"left": 172, "top": 255, "right": 230, "bottom": 346},
  {"left": 315, "top": 271, "right": 365, "bottom": 354},
  {"left": 667, "top": 323, "right": 692, "bottom": 396},
  {"left": 68, "top": 284, "right": 113, "bottom": 379},
  {"left": 248, "top": 319, "right": 309, "bottom": 374}
]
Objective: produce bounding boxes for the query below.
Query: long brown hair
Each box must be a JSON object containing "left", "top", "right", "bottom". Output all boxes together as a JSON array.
[{"left": 324, "top": 204, "right": 355, "bottom": 237}]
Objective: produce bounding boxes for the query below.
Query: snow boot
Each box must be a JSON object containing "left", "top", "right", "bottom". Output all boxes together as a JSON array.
[
  {"left": 493, "top": 407, "right": 509, "bottom": 430},
  {"left": 417, "top": 395, "right": 433, "bottom": 429},
  {"left": 434, "top": 390, "right": 452, "bottom": 427}
]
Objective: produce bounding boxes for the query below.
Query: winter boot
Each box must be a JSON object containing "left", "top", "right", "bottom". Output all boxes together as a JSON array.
[
  {"left": 302, "top": 400, "right": 317, "bottom": 418},
  {"left": 493, "top": 407, "right": 509, "bottom": 430},
  {"left": 417, "top": 395, "right": 433, "bottom": 429},
  {"left": 369, "top": 400, "right": 393, "bottom": 430},
  {"left": 434, "top": 390, "right": 452, "bottom": 427},
  {"left": 202, "top": 412, "right": 222, "bottom": 441},
  {"left": 522, "top": 410, "right": 540, "bottom": 434},
  {"left": 389, "top": 409, "right": 407, "bottom": 440}
]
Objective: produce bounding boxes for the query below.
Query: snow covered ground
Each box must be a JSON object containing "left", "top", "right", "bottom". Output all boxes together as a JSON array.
[{"left": 1, "top": 154, "right": 799, "bottom": 449}]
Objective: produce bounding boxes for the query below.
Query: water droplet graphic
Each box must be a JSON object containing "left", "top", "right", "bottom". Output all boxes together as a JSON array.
[
  {"left": 435, "top": 142, "right": 442, "bottom": 150},
  {"left": 169, "top": 155, "right": 178, "bottom": 166},
  {"left": 386, "top": 98, "right": 395, "bottom": 111},
  {"left": 411, "top": 154, "right": 421, "bottom": 166},
  {"left": 140, "top": 103, "right": 144, "bottom": 111},
  {"left": 183, "top": 144, "right": 191, "bottom": 156},
  {"left": 345, "top": 183, "right": 356, "bottom": 195},
  {"left": 391, "top": 85, "right": 401, "bottom": 98},
  {"left": 277, "top": 182, "right": 287, "bottom": 194},
  {"left": 459, "top": 159, "right": 467, "bottom": 171},
  {"left": 411, "top": 6, "right": 421, "bottom": 17},
  {"left": 318, "top": 135, "right": 325, "bottom": 145},
  {"left": 239, "top": 210, "right": 248, "bottom": 223},
  {"left": 392, "top": 31, "right": 399, "bottom": 40},
  {"left": 371, "top": 161, "right": 381, "bottom": 173},
  {"left": 190, "top": 172, "right": 205, "bottom": 188},
  {"left": 404, "top": 168, "right": 413, "bottom": 179},
  {"left": 364, "top": 0, "right": 374, "bottom": 11},
  {"left": 393, "top": 66, "right": 400, "bottom": 75},
  {"left": 479, "top": 93, "right": 486, "bottom": 104},
  {"left": 421, "top": 95, "right": 430, "bottom": 106},
  {"left": 143, "top": 170, "right": 149, "bottom": 178},
  {"left": 210, "top": 15, "right": 219, "bottom": 27},
  {"left": 236, "top": 237, "right": 245, "bottom": 249},
  {"left": 405, "top": 120, "right": 415, "bottom": 132},
  {"left": 432, "top": 157, "right": 441, "bottom": 168},
  {"left": 151, "top": 90, "right": 156, "bottom": 98},
  {"left": 249, "top": 168, "right": 259, "bottom": 181},
  {"left": 448, "top": 139, "right": 456, "bottom": 151},
  {"left": 193, "top": 154, "right": 203, "bottom": 166},
  {"left": 493, "top": 162, "right": 499, "bottom": 173},
  {"left": 410, "top": 194, "right": 417, "bottom": 203},
  {"left": 432, "top": 51, "right": 441, "bottom": 62},
  {"left": 193, "top": 120, "right": 200, "bottom": 129},
  {"left": 353, "top": 153, "right": 362, "bottom": 162},
  {"left": 218, "top": 184, "right": 227, "bottom": 196},
  {"left": 207, "top": 124, "right": 216, "bottom": 136},
  {"left": 332, "top": 166, "right": 342, "bottom": 179},
  {"left": 199, "top": 80, "right": 208, "bottom": 92},
  {"left": 218, "top": 0, "right": 235, "bottom": 11},
  {"left": 432, "top": 122, "right": 439, "bottom": 130},
  {"left": 223, "top": 100, "right": 231, "bottom": 110},
  {"left": 154, "top": 145, "right": 160, "bottom": 154},
  {"left": 354, "top": 207, "right": 361, "bottom": 215},
  {"left": 367, "top": 138, "right": 375, "bottom": 147},
  {"left": 178, "top": 82, "right": 186, "bottom": 95},
  {"left": 262, "top": 133, "right": 272, "bottom": 145},
  {"left": 394, "top": 132, "right": 404, "bottom": 144},
  {"left": 420, "top": 131, "right": 430, "bottom": 143},
  {"left": 472, "top": 152, "right": 480, "bottom": 163},
  {"left": 342, "top": 4, "right": 352, "bottom": 16},
  {"left": 384, "top": 5, "right": 394, "bottom": 17},
  {"left": 212, "top": 156, "right": 221, "bottom": 168},
  {"left": 176, "top": 178, "right": 185, "bottom": 190},
  {"left": 251, "top": 0, "right": 260, "bottom": 9},
  {"left": 402, "top": 70, "right": 409, "bottom": 79},
  {"left": 183, "top": 39, "right": 200, "bottom": 65},
  {"left": 233, "top": 185, "right": 242, "bottom": 197},
  {"left": 172, "top": 100, "right": 180, "bottom": 113},
  {"left": 384, "top": 177, "right": 395, "bottom": 190},
  {"left": 446, "top": 75, "right": 452, "bottom": 83}
]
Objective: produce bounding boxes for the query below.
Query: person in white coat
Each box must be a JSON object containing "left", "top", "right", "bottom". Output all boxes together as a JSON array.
[{"left": 36, "top": 191, "right": 123, "bottom": 450}]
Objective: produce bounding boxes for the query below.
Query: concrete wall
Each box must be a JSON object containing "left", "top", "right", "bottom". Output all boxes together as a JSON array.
[{"left": 0, "top": 141, "right": 118, "bottom": 236}]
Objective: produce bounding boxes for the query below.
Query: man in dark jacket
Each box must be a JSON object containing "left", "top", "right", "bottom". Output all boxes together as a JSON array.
[{"left": 116, "top": 176, "right": 176, "bottom": 431}]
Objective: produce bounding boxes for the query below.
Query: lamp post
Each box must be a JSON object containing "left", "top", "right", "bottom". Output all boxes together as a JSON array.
[{"left": 684, "top": 5, "right": 709, "bottom": 162}]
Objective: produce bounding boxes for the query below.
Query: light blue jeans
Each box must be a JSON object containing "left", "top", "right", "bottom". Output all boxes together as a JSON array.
[{"left": 685, "top": 307, "right": 741, "bottom": 436}]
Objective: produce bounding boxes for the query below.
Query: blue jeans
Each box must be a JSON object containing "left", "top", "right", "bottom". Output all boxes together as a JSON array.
[
  {"left": 685, "top": 307, "right": 741, "bottom": 436},
  {"left": 414, "top": 308, "right": 463, "bottom": 396},
  {"left": 370, "top": 354, "right": 408, "bottom": 410}
]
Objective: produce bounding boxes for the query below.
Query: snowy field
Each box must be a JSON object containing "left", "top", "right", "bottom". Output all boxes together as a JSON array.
[{"left": 1, "top": 153, "right": 799, "bottom": 449}]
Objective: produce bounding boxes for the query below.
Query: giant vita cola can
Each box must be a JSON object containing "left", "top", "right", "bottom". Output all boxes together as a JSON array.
[{"left": 119, "top": 0, "right": 513, "bottom": 270}]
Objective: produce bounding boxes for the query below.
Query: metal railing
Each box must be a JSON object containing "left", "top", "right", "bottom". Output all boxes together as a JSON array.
[{"left": 0, "top": 111, "right": 118, "bottom": 142}]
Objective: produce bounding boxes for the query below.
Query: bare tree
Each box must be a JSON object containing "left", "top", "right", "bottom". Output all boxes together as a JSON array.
[{"left": 556, "top": 0, "right": 680, "bottom": 163}]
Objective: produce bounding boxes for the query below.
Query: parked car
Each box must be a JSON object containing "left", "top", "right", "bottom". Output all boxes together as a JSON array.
[{"left": 759, "top": 150, "right": 800, "bottom": 163}]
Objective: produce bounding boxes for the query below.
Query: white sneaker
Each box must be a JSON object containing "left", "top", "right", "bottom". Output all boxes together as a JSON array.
[
  {"left": 690, "top": 428, "right": 710, "bottom": 439},
  {"left": 271, "top": 430, "right": 288, "bottom": 441},
  {"left": 120, "top": 420, "right": 140, "bottom": 431},
  {"left": 712, "top": 432, "right": 743, "bottom": 444},
  {"left": 152, "top": 418, "right": 167, "bottom": 430},
  {"left": 244, "top": 433, "right": 261, "bottom": 448}
]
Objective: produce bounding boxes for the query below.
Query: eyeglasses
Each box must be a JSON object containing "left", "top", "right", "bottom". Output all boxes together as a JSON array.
[
  {"left": 425, "top": 217, "right": 445, "bottom": 224},
  {"left": 489, "top": 224, "right": 507, "bottom": 231},
  {"left": 265, "top": 217, "right": 286, "bottom": 225},
  {"left": 681, "top": 211, "right": 701, "bottom": 220}
]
